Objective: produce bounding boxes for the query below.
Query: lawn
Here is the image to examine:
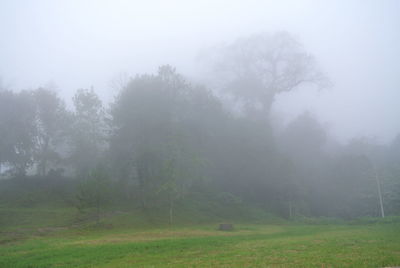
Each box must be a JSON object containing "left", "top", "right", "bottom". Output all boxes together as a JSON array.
[{"left": 1, "top": 221, "right": 399, "bottom": 267}]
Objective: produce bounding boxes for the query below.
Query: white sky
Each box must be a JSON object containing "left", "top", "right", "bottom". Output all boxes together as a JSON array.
[{"left": 0, "top": 0, "right": 399, "bottom": 143}]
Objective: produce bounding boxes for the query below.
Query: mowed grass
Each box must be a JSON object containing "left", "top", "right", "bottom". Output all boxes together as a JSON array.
[{"left": 1, "top": 223, "right": 399, "bottom": 267}]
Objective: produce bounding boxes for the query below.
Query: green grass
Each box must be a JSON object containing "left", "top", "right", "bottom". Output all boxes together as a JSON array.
[
  {"left": 1, "top": 222, "right": 399, "bottom": 267},
  {"left": 0, "top": 207, "right": 76, "bottom": 231}
]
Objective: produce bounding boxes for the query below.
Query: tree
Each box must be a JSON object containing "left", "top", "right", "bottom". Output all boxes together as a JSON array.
[
  {"left": 347, "top": 138, "right": 386, "bottom": 218},
  {"left": 385, "top": 134, "right": 400, "bottom": 215},
  {"left": 76, "top": 167, "right": 112, "bottom": 224},
  {"left": 33, "top": 88, "right": 70, "bottom": 176},
  {"left": 325, "top": 153, "right": 376, "bottom": 218},
  {"left": 0, "top": 90, "right": 36, "bottom": 176},
  {"left": 157, "top": 138, "right": 204, "bottom": 225},
  {"left": 280, "top": 112, "right": 327, "bottom": 164},
  {"left": 207, "top": 32, "right": 328, "bottom": 115},
  {"left": 110, "top": 66, "right": 211, "bottom": 210},
  {"left": 70, "top": 88, "right": 107, "bottom": 176},
  {"left": 110, "top": 66, "right": 185, "bottom": 208},
  {"left": 276, "top": 112, "right": 329, "bottom": 217},
  {"left": 158, "top": 155, "right": 185, "bottom": 226}
]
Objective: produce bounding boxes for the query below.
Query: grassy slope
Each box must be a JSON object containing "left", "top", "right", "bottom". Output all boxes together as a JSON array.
[{"left": 1, "top": 220, "right": 399, "bottom": 267}]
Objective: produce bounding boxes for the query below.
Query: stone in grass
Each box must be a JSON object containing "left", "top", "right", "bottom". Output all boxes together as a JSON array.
[{"left": 218, "top": 223, "right": 234, "bottom": 231}]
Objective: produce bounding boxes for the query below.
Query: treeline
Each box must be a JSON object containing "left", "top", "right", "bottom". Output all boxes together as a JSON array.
[
  {"left": 1, "top": 65, "right": 399, "bottom": 221},
  {"left": 1, "top": 32, "right": 400, "bottom": 221}
]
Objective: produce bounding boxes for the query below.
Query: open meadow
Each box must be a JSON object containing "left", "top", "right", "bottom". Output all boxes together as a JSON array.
[{"left": 1, "top": 208, "right": 399, "bottom": 268}]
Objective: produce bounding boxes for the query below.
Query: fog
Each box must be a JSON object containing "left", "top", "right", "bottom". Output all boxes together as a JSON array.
[
  {"left": 1, "top": 0, "right": 399, "bottom": 142},
  {"left": 2, "top": 3, "right": 400, "bottom": 265}
]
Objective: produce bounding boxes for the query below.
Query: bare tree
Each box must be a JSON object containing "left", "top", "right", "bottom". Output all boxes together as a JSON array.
[{"left": 207, "top": 32, "right": 329, "bottom": 114}]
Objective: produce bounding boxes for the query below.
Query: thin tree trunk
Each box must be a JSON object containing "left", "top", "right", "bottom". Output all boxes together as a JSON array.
[
  {"left": 41, "top": 158, "right": 47, "bottom": 176},
  {"left": 373, "top": 164, "right": 385, "bottom": 218},
  {"left": 96, "top": 197, "right": 100, "bottom": 224},
  {"left": 169, "top": 194, "right": 173, "bottom": 226},
  {"left": 141, "top": 188, "right": 147, "bottom": 211},
  {"left": 40, "top": 138, "right": 49, "bottom": 176}
]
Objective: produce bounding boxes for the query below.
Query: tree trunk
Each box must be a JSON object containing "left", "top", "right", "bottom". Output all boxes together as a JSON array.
[
  {"left": 288, "top": 200, "right": 293, "bottom": 219},
  {"left": 96, "top": 197, "right": 100, "bottom": 224},
  {"left": 373, "top": 164, "right": 385, "bottom": 218},
  {"left": 40, "top": 138, "right": 49, "bottom": 176},
  {"left": 140, "top": 188, "right": 147, "bottom": 211},
  {"left": 169, "top": 194, "right": 173, "bottom": 226}
]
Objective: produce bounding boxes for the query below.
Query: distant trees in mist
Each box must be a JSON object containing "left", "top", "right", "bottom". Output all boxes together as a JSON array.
[{"left": 0, "top": 32, "right": 399, "bottom": 220}]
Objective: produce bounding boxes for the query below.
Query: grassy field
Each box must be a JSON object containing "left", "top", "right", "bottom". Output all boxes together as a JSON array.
[{"left": 1, "top": 212, "right": 400, "bottom": 268}]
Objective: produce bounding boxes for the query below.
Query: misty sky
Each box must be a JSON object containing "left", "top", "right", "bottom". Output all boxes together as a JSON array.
[{"left": 0, "top": 0, "right": 399, "bottom": 143}]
